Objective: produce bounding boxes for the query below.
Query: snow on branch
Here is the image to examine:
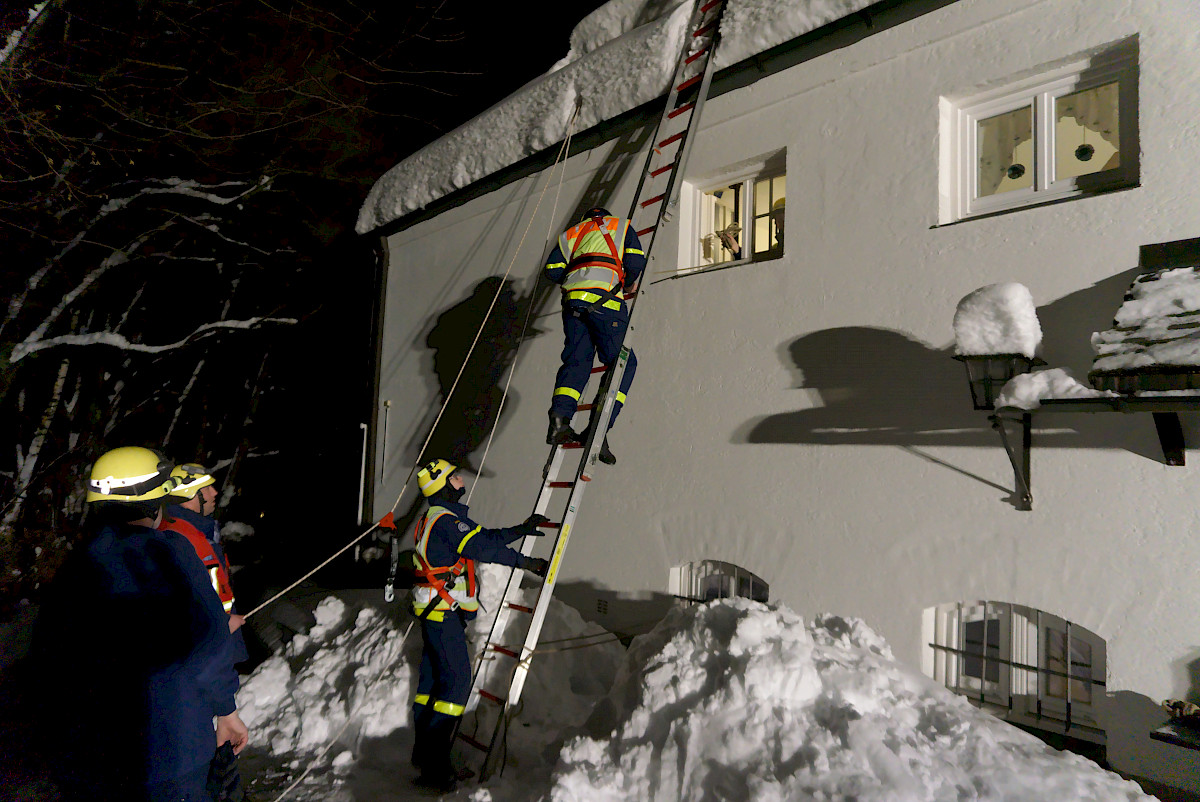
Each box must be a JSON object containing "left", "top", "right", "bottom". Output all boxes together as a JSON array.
[{"left": 9, "top": 316, "right": 297, "bottom": 362}]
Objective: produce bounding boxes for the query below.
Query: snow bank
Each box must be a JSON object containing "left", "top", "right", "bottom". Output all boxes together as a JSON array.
[
  {"left": 995, "top": 368, "right": 1116, "bottom": 410},
  {"left": 549, "top": 599, "right": 1150, "bottom": 802},
  {"left": 356, "top": 0, "right": 876, "bottom": 233},
  {"left": 953, "top": 283, "right": 1042, "bottom": 357},
  {"left": 1092, "top": 266, "right": 1200, "bottom": 371}
]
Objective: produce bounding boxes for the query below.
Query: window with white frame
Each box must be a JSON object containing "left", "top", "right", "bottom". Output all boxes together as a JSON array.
[
  {"left": 669, "top": 560, "right": 769, "bottom": 604},
  {"left": 941, "top": 39, "right": 1137, "bottom": 223},
  {"left": 922, "top": 601, "right": 1106, "bottom": 743},
  {"left": 683, "top": 154, "right": 785, "bottom": 274}
]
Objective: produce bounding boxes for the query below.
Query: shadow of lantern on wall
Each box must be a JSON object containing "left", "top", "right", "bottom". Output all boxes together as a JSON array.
[{"left": 953, "top": 354, "right": 1047, "bottom": 411}]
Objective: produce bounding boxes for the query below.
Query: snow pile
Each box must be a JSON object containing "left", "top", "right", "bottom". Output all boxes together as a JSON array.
[
  {"left": 548, "top": 599, "right": 1150, "bottom": 802},
  {"left": 1092, "top": 266, "right": 1200, "bottom": 371},
  {"left": 356, "top": 0, "right": 876, "bottom": 233},
  {"left": 995, "top": 367, "right": 1115, "bottom": 410},
  {"left": 953, "top": 283, "right": 1042, "bottom": 357},
  {"left": 235, "top": 565, "right": 623, "bottom": 762}
]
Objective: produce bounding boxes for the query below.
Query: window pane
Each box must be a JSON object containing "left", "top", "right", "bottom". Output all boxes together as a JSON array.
[
  {"left": 963, "top": 618, "right": 1001, "bottom": 683},
  {"left": 977, "top": 106, "right": 1033, "bottom": 197},
  {"left": 1046, "top": 632, "right": 1093, "bottom": 704},
  {"left": 772, "top": 175, "right": 786, "bottom": 202},
  {"left": 754, "top": 179, "right": 770, "bottom": 216},
  {"left": 702, "top": 183, "right": 742, "bottom": 264},
  {"left": 754, "top": 216, "right": 769, "bottom": 254},
  {"left": 1055, "top": 82, "right": 1120, "bottom": 181}
]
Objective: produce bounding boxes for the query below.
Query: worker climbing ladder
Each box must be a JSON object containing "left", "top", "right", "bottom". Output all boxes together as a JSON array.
[{"left": 451, "top": 0, "right": 730, "bottom": 782}]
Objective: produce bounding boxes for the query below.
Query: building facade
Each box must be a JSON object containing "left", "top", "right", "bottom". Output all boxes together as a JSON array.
[{"left": 361, "top": 0, "right": 1200, "bottom": 792}]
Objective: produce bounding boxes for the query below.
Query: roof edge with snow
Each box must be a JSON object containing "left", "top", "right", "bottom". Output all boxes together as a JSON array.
[{"left": 359, "top": 0, "right": 955, "bottom": 239}]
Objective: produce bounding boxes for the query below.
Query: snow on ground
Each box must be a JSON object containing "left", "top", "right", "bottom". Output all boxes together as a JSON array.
[
  {"left": 355, "top": 0, "right": 875, "bottom": 234},
  {"left": 237, "top": 589, "right": 1152, "bottom": 801},
  {"left": 953, "top": 283, "right": 1042, "bottom": 358},
  {"left": 1092, "top": 266, "right": 1200, "bottom": 372}
]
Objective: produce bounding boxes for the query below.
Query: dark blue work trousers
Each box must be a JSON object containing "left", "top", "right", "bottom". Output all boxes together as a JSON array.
[
  {"left": 411, "top": 612, "right": 471, "bottom": 777},
  {"left": 550, "top": 301, "right": 637, "bottom": 430}
]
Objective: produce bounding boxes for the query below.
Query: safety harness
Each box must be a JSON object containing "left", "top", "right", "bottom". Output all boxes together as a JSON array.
[
  {"left": 160, "top": 516, "right": 236, "bottom": 613},
  {"left": 563, "top": 214, "right": 627, "bottom": 310},
  {"left": 412, "top": 507, "right": 478, "bottom": 621}
]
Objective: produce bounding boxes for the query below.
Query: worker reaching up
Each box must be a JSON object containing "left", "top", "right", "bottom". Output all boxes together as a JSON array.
[
  {"left": 543, "top": 206, "right": 645, "bottom": 464},
  {"left": 409, "top": 458, "right": 548, "bottom": 792}
]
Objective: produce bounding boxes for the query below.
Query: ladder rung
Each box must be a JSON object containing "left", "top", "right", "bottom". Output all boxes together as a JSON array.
[
  {"left": 560, "top": 441, "right": 583, "bottom": 449},
  {"left": 676, "top": 73, "right": 702, "bottom": 92},
  {"left": 491, "top": 644, "right": 520, "bottom": 659},
  {"left": 651, "top": 163, "right": 676, "bottom": 177},
  {"left": 684, "top": 48, "right": 709, "bottom": 66},
  {"left": 657, "top": 131, "right": 684, "bottom": 149},
  {"left": 637, "top": 225, "right": 656, "bottom": 237},
  {"left": 548, "top": 481, "right": 572, "bottom": 488},
  {"left": 590, "top": 365, "right": 608, "bottom": 374},
  {"left": 478, "top": 689, "right": 505, "bottom": 705},
  {"left": 640, "top": 193, "right": 665, "bottom": 209},
  {"left": 667, "top": 103, "right": 694, "bottom": 120},
  {"left": 693, "top": 20, "right": 716, "bottom": 38},
  {"left": 458, "top": 733, "right": 489, "bottom": 752},
  {"left": 700, "top": 0, "right": 722, "bottom": 12},
  {"left": 577, "top": 403, "right": 594, "bottom": 411},
  {"left": 505, "top": 602, "right": 534, "bottom": 613}
]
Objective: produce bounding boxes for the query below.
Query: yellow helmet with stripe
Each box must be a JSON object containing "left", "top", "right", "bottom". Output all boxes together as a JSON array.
[
  {"left": 167, "top": 463, "right": 215, "bottom": 500},
  {"left": 417, "top": 458, "right": 457, "bottom": 498},
  {"left": 86, "top": 446, "right": 179, "bottom": 503}
]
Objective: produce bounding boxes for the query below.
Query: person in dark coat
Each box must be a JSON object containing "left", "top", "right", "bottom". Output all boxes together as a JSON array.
[
  {"left": 33, "top": 446, "right": 247, "bottom": 802},
  {"left": 543, "top": 206, "right": 646, "bottom": 464},
  {"left": 408, "top": 458, "right": 548, "bottom": 792}
]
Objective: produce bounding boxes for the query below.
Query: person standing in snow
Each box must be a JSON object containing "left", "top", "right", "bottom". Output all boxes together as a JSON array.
[
  {"left": 408, "top": 458, "right": 549, "bottom": 792},
  {"left": 543, "top": 206, "right": 645, "bottom": 465},
  {"left": 33, "top": 446, "right": 247, "bottom": 802},
  {"left": 159, "top": 462, "right": 250, "bottom": 801}
]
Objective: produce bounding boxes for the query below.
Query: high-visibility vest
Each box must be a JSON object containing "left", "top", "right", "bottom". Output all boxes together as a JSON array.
[
  {"left": 159, "top": 516, "right": 235, "bottom": 614},
  {"left": 557, "top": 215, "right": 630, "bottom": 308},
  {"left": 412, "top": 506, "right": 478, "bottom": 622}
]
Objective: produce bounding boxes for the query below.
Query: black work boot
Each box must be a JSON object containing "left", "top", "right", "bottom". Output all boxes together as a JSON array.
[
  {"left": 598, "top": 436, "right": 615, "bottom": 465},
  {"left": 546, "top": 412, "right": 574, "bottom": 445}
]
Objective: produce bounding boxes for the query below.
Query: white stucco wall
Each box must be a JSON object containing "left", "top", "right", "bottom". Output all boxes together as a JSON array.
[{"left": 372, "top": 0, "right": 1200, "bottom": 789}]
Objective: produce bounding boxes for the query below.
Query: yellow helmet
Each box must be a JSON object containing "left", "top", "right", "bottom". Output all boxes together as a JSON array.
[
  {"left": 167, "top": 463, "right": 215, "bottom": 500},
  {"left": 86, "top": 446, "right": 178, "bottom": 503},
  {"left": 417, "top": 458, "right": 457, "bottom": 498}
]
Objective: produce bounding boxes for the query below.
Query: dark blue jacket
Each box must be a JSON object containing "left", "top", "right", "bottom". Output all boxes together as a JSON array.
[
  {"left": 165, "top": 504, "right": 249, "bottom": 665},
  {"left": 35, "top": 521, "right": 236, "bottom": 789}
]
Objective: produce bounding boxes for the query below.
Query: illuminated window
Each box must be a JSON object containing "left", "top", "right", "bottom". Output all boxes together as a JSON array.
[
  {"left": 669, "top": 560, "right": 768, "bottom": 604},
  {"left": 684, "top": 155, "right": 785, "bottom": 275},
  {"left": 941, "top": 39, "right": 1137, "bottom": 222},
  {"left": 922, "top": 601, "right": 1106, "bottom": 743}
]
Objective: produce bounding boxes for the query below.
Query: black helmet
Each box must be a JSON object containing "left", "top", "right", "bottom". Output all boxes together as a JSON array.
[{"left": 582, "top": 206, "right": 611, "bottom": 221}]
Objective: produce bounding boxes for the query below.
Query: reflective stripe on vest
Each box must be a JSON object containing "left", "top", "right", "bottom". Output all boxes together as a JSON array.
[
  {"left": 558, "top": 216, "right": 628, "bottom": 300},
  {"left": 412, "top": 506, "right": 479, "bottom": 618},
  {"left": 159, "top": 517, "right": 236, "bottom": 613}
]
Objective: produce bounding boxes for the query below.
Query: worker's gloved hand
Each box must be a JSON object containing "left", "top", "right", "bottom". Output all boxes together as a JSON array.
[
  {"left": 518, "top": 514, "right": 550, "bottom": 535},
  {"left": 519, "top": 556, "right": 550, "bottom": 577}
]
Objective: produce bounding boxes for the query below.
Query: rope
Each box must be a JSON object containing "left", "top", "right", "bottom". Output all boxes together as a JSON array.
[
  {"left": 464, "top": 97, "right": 582, "bottom": 503},
  {"left": 268, "top": 619, "right": 416, "bottom": 802}
]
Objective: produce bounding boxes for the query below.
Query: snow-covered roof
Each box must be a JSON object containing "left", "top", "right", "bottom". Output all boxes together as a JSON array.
[{"left": 355, "top": 0, "right": 878, "bottom": 235}]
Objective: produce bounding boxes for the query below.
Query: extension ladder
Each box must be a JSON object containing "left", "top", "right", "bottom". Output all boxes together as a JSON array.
[{"left": 452, "top": 0, "right": 729, "bottom": 781}]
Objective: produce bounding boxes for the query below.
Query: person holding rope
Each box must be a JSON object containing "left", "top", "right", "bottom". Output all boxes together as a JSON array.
[
  {"left": 159, "top": 462, "right": 250, "bottom": 801},
  {"left": 409, "top": 458, "right": 548, "bottom": 792},
  {"left": 544, "top": 205, "right": 645, "bottom": 465}
]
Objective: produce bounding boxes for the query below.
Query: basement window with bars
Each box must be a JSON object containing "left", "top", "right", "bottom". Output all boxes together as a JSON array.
[
  {"left": 940, "top": 39, "right": 1137, "bottom": 223},
  {"left": 669, "top": 560, "right": 769, "bottom": 604},
  {"left": 681, "top": 152, "right": 786, "bottom": 276},
  {"left": 922, "top": 601, "right": 1106, "bottom": 743}
]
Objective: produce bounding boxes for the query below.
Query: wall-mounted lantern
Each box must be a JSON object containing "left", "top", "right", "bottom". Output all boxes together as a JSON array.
[{"left": 953, "top": 354, "right": 1046, "bottom": 411}]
